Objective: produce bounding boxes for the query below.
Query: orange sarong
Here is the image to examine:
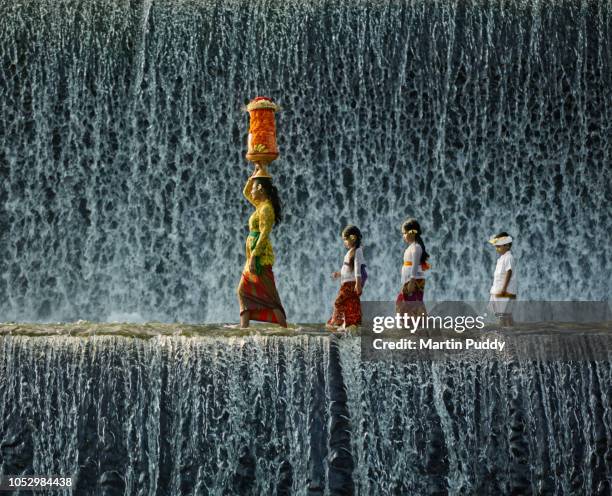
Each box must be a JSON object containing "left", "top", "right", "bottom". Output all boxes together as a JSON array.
[{"left": 237, "top": 266, "right": 286, "bottom": 324}]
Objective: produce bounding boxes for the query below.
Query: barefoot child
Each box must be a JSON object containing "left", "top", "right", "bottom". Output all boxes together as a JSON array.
[
  {"left": 327, "top": 226, "right": 366, "bottom": 329},
  {"left": 488, "top": 232, "right": 517, "bottom": 326},
  {"left": 396, "top": 219, "right": 430, "bottom": 317}
]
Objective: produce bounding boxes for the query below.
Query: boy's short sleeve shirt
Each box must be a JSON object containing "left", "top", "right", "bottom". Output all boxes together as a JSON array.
[{"left": 491, "top": 251, "right": 518, "bottom": 295}]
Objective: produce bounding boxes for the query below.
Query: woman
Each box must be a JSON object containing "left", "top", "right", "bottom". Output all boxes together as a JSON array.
[{"left": 237, "top": 165, "right": 287, "bottom": 328}]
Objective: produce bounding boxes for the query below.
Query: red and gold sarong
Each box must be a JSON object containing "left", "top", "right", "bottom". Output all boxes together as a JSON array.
[
  {"left": 327, "top": 282, "right": 362, "bottom": 327},
  {"left": 237, "top": 266, "right": 286, "bottom": 324}
]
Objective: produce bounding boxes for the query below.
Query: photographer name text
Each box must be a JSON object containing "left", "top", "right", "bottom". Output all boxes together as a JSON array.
[{"left": 372, "top": 337, "right": 506, "bottom": 351}]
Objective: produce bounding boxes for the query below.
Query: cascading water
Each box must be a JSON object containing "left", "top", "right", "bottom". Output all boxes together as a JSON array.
[
  {"left": 0, "top": 0, "right": 609, "bottom": 323},
  {"left": 1, "top": 2, "right": 611, "bottom": 491},
  {"left": 338, "top": 338, "right": 612, "bottom": 496},
  {"left": 0, "top": 328, "right": 610, "bottom": 495},
  {"left": 0, "top": 333, "right": 341, "bottom": 495}
]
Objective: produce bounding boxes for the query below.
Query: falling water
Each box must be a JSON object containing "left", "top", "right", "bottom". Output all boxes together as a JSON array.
[
  {"left": 0, "top": 0, "right": 610, "bottom": 322},
  {"left": 0, "top": 334, "right": 336, "bottom": 495},
  {"left": 132, "top": 0, "right": 154, "bottom": 99},
  {"left": 1, "top": 330, "right": 611, "bottom": 494},
  {"left": 338, "top": 338, "right": 612, "bottom": 495}
]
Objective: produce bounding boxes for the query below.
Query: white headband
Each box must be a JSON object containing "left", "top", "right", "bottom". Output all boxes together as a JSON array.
[{"left": 489, "top": 235, "right": 513, "bottom": 246}]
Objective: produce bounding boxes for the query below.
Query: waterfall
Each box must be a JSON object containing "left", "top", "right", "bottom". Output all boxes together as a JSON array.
[
  {"left": 338, "top": 338, "right": 612, "bottom": 495},
  {"left": 0, "top": 0, "right": 609, "bottom": 322},
  {"left": 132, "top": 0, "right": 154, "bottom": 99},
  {"left": 1, "top": 331, "right": 610, "bottom": 494},
  {"left": 0, "top": 334, "right": 336, "bottom": 495}
]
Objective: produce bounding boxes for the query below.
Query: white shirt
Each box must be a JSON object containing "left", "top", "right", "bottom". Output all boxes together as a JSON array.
[
  {"left": 401, "top": 242, "right": 425, "bottom": 283},
  {"left": 490, "top": 251, "right": 518, "bottom": 295},
  {"left": 340, "top": 247, "right": 365, "bottom": 284}
]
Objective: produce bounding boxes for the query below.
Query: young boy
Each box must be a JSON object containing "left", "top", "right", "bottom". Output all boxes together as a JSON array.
[{"left": 489, "top": 232, "right": 517, "bottom": 326}]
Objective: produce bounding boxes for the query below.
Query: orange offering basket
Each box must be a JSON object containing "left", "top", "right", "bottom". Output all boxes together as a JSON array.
[{"left": 245, "top": 96, "right": 280, "bottom": 177}]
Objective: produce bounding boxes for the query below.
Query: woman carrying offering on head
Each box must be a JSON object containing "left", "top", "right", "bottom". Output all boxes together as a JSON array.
[
  {"left": 396, "top": 218, "right": 430, "bottom": 318},
  {"left": 237, "top": 164, "right": 287, "bottom": 328}
]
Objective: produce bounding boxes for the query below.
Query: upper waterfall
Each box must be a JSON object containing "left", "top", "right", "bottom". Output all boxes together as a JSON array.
[{"left": 0, "top": 0, "right": 609, "bottom": 322}]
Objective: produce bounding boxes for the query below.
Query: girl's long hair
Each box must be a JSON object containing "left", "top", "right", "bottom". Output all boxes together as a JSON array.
[
  {"left": 254, "top": 178, "right": 282, "bottom": 224},
  {"left": 402, "top": 218, "right": 429, "bottom": 264},
  {"left": 342, "top": 225, "right": 362, "bottom": 269}
]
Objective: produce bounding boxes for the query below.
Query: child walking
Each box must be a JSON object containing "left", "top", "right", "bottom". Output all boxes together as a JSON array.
[
  {"left": 488, "top": 232, "right": 517, "bottom": 326},
  {"left": 396, "top": 219, "right": 430, "bottom": 317},
  {"left": 327, "top": 225, "right": 366, "bottom": 329}
]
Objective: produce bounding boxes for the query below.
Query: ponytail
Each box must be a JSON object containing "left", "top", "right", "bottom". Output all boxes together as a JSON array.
[
  {"left": 268, "top": 184, "right": 282, "bottom": 224},
  {"left": 415, "top": 233, "right": 429, "bottom": 264}
]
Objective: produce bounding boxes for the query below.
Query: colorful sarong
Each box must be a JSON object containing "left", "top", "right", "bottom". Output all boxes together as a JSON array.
[
  {"left": 237, "top": 265, "right": 286, "bottom": 324},
  {"left": 396, "top": 279, "right": 427, "bottom": 317},
  {"left": 327, "top": 282, "right": 362, "bottom": 327}
]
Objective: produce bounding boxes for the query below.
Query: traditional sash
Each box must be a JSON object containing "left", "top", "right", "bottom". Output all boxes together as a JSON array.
[
  {"left": 248, "top": 230, "right": 262, "bottom": 275},
  {"left": 403, "top": 261, "right": 431, "bottom": 270}
]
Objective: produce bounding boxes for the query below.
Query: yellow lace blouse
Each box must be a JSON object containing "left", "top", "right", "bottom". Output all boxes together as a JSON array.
[{"left": 243, "top": 179, "right": 275, "bottom": 268}]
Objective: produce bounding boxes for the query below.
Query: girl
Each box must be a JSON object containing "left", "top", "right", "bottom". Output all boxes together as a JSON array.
[
  {"left": 396, "top": 218, "right": 430, "bottom": 316},
  {"left": 327, "top": 225, "right": 366, "bottom": 329}
]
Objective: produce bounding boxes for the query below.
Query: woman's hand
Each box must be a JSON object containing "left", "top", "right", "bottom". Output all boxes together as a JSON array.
[
  {"left": 331, "top": 271, "right": 341, "bottom": 279},
  {"left": 355, "top": 279, "right": 362, "bottom": 296},
  {"left": 249, "top": 256, "right": 257, "bottom": 273}
]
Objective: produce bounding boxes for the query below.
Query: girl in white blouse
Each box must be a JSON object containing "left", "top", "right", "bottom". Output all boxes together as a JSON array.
[
  {"left": 327, "top": 225, "right": 366, "bottom": 329},
  {"left": 396, "top": 219, "right": 430, "bottom": 316}
]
